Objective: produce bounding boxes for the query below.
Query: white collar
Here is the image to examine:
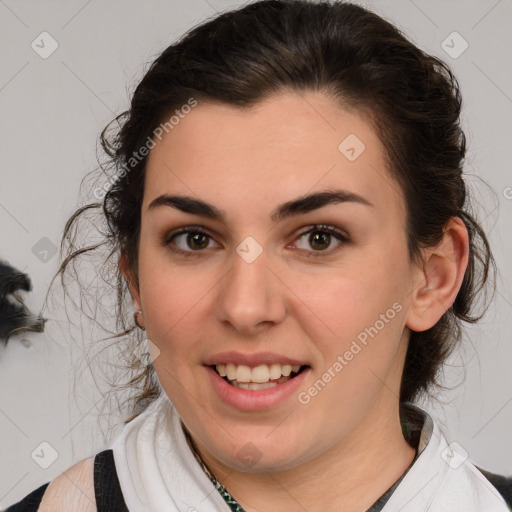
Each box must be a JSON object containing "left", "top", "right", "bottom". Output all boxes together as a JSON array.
[
  {"left": 110, "top": 393, "right": 230, "bottom": 511},
  {"left": 382, "top": 402, "right": 509, "bottom": 511},
  {"left": 110, "top": 394, "right": 509, "bottom": 512}
]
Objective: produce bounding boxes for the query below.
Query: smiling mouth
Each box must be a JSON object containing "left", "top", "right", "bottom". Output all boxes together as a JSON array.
[{"left": 211, "top": 363, "right": 309, "bottom": 390}]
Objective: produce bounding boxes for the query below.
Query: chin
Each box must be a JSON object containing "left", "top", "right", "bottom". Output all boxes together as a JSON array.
[{"left": 208, "top": 436, "right": 311, "bottom": 474}]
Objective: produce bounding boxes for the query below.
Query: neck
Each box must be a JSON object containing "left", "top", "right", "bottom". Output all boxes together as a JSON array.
[{"left": 191, "top": 399, "right": 418, "bottom": 512}]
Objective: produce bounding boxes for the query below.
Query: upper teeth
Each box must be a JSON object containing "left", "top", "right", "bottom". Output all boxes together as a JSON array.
[{"left": 216, "top": 363, "right": 301, "bottom": 383}]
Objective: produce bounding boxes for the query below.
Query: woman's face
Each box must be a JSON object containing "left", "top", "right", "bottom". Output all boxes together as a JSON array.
[{"left": 131, "top": 90, "right": 424, "bottom": 472}]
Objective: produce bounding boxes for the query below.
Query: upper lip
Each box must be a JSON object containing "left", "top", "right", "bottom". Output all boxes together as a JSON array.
[{"left": 204, "top": 351, "right": 310, "bottom": 367}]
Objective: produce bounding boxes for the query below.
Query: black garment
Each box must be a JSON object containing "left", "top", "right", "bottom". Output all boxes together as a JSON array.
[
  {"left": 3, "top": 483, "right": 49, "bottom": 512},
  {"left": 93, "top": 450, "right": 129, "bottom": 511},
  {"left": 5, "top": 450, "right": 128, "bottom": 511},
  {"left": 477, "top": 467, "right": 512, "bottom": 511},
  {"left": 4, "top": 450, "right": 512, "bottom": 511}
]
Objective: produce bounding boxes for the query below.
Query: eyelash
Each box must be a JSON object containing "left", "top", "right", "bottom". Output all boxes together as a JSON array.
[{"left": 162, "top": 224, "right": 349, "bottom": 259}]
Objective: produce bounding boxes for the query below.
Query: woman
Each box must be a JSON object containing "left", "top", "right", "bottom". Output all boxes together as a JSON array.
[{"left": 5, "top": 0, "right": 511, "bottom": 510}]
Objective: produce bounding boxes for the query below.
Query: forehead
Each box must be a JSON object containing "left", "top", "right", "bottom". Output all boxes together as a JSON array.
[{"left": 143, "top": 90, "right": 406, "bottom": 224}]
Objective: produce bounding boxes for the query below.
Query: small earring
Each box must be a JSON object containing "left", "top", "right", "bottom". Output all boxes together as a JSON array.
[{"left": 134, "top": 309, "right": 145, "bottom": 330}]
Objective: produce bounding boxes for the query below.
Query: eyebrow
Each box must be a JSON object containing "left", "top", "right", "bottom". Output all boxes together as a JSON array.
[{"left": 147, "top": 189, "right": 374, "bottom": 223}]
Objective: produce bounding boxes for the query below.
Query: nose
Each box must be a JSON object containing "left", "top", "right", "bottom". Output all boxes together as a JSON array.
[{"left": 214, "top": 248, "right": 287, "bottom": 335}]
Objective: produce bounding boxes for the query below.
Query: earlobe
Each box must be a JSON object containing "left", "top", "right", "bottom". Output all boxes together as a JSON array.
[{"left": 405, "top": 217, "right": 469, "bottom": 333}]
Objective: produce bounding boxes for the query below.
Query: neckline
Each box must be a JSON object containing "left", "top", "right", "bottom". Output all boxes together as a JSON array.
[{"left": 180, "top": 402, "right": 432, "bottom": 512}]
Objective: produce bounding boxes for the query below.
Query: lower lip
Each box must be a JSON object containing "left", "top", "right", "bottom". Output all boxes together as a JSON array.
[{"left": 205, "top": 365, "right": 310, "bottom": 411}]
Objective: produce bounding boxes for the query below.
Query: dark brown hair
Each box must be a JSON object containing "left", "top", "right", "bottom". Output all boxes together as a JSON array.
[{"left": 44, "top": 0, "right": 496, "bottom": 421}]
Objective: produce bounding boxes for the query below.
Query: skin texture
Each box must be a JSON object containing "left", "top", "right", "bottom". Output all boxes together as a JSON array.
[
  {"left": 38, "top": 456, "right": 96, "bottom": 511},
  {"left": 120, "top": 90, "right": 469, "bottom": 512}
]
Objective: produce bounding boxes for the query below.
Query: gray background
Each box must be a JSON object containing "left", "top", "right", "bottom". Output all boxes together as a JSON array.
[{"left": 0, "top": 0, "right": 511, "bottom": 508}]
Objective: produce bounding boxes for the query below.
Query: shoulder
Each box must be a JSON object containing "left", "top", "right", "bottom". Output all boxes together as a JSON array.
[
  {"left": 475, "top": 466, "right": 512, "bottom": 509},
  {"left": 4, "top": 457, "right": 96, "bottom": 512},
  {"left": 37, "top": 456, "right": 96, "bottom": 511},
  {"left": 5, "top": 449, "right": 129, "bottom": 512}
]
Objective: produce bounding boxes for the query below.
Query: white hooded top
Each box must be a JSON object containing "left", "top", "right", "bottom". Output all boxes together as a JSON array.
[{"left": 109, "top": 392, "right": 510, "bottom": 512}]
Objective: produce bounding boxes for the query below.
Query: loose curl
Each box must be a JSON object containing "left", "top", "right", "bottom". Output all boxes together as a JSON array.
[{"left": 44, "top": 0, "right": 496, "bottom": 424}]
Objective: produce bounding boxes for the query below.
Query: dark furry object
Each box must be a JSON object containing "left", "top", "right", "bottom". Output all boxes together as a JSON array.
[{"left": 0, "top": 260, "right": 46, "bottom": 345}]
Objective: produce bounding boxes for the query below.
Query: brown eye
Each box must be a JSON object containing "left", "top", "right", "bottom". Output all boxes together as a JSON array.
[
  {"left": 308, "top": 231, "right": 331, "bottom": 251},
  {"left": 293, "top": 225, "right": 349, "bottom": 255},
  {"left": 163, "top": 227, "right": 219, "bottom": 257},
  {"left": 185, "top": 232, "right": 209, "bottom": 250}
]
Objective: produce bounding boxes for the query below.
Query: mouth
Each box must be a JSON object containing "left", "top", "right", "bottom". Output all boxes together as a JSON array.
[{"left": 210, "top": 363, "right": 310, "bottom": 390}]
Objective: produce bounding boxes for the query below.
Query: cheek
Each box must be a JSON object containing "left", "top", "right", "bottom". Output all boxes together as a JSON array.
[
  {"left": 138, "top": 238, "right": 206, "bottom": 311},
  {"left": 299, "top": 255, "right": 408, "bottom": 366},
  {"left": 139, "top": 267, "right": 206, "bottom": 405},
  {"left": 299, "top": 269, "right": 407, "bottom": 418},
  {"left": 300, "top": 265, "right": 384, "bottom": 335},
  {"left": 137, "top": 251, "right": 210, "bottom": 363}
]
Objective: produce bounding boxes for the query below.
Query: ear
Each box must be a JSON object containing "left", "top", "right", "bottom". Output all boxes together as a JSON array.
[
  {"left": 405, "top": 217, "right": 469, "bottom": 332},
  {"left": 119, "top": 253, "right": 144, "bottom": 326}
]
